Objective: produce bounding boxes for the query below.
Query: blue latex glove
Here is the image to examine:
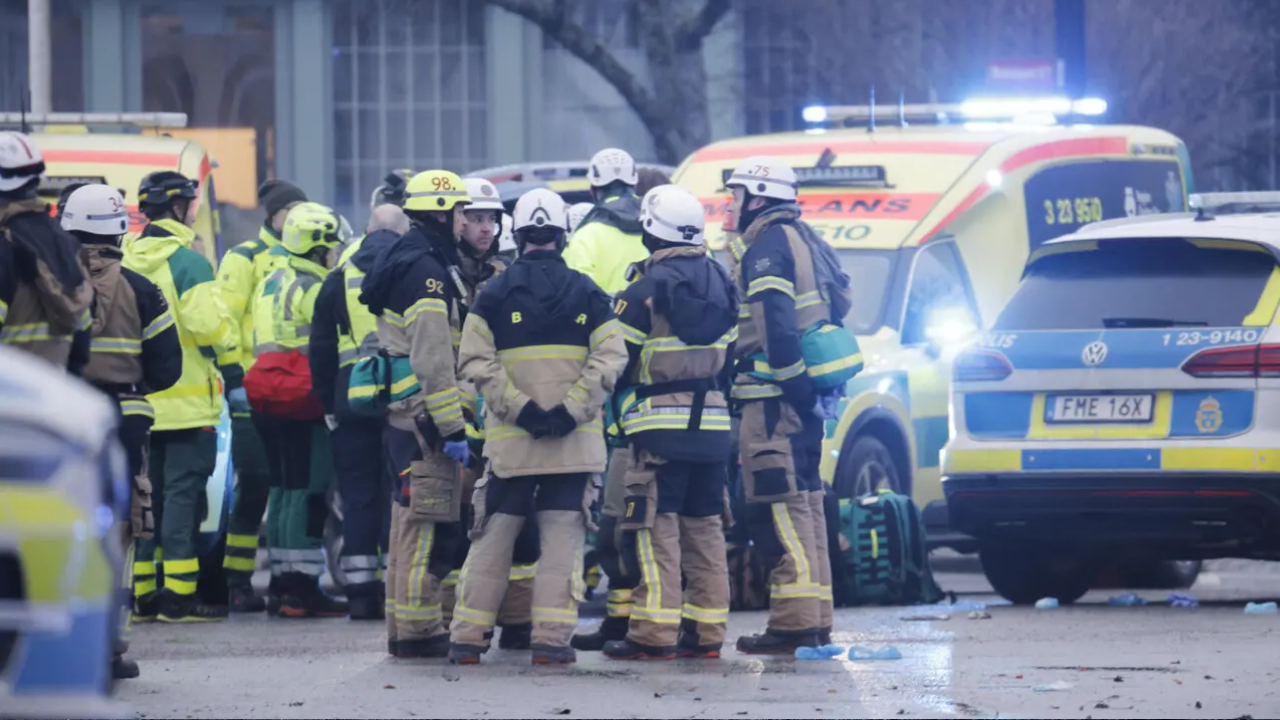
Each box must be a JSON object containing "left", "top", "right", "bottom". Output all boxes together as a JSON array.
[
  {"left": 443, "top": 439, "right": 470, "bottom": 465},
  {"left": 227, "top": 386, "right": 250, "bottom": 413},
  {"left": 812, "top": 395, "right": 838, "bottom": 421}
]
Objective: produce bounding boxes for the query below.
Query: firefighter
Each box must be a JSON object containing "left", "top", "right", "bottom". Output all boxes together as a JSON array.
[
  {"left": 438, "top": 177, "right": 538, "bottom": 651},
  {"left": 124, "top": 170, "right": 243, "bottom": 623},
  {"left": 724, "top": 156, "right": 848, "bottom": 653},
  {"left": 599, "top": 185, "right": 737, "bottom": 660},
  {"left": 309, "top": 203, "right": 409, "bottom": 621},
  {"left": 242, "top": 202, "right": 347, "bottom": 618},
  {"left": 449, "top": 188, "right": 627, "bottom": 666},
  {"left": 0, "top": 131, "right": 94, "bottom": 373},
  {"left": 562, "top": 148, "right": 646, "bottom": 294},
  {"left": 358, "top": 170, "right": 473, "bottom": 658},
  {"left": 217, "top": 179, "right": 308, "bottom": 613},
  {"left": 61, "top": 184, "right": 182, "bottom": 678}
]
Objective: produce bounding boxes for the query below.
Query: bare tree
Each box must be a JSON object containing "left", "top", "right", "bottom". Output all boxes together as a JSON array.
[
  {"left": 1089, "top": 0, "right": 1276, "bottom": 187},
  {"left": 485, "top": 0, "right": 731, "bottom": 165}
]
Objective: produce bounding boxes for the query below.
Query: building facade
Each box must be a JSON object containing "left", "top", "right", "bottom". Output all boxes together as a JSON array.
[{"left": 0, "top": 0, "right": 760, "bottom": 226}]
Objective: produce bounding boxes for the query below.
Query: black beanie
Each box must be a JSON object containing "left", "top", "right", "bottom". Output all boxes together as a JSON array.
[{"left": 258, "top": 179, "right": 308, "bottom": 218}]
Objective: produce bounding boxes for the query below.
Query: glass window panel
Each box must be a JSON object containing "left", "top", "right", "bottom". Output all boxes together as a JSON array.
[
  {"left": 413, "top": 111, "right": 439, "bottom": 163},
  {"left": 333, "top": 110, "right": 355, "bottom": 162},
  {"left": 358, "top": 108, "right": 382, "bottom": 160},
  {"left": 354, "top": 1, "right": 380, "bottom": 47},
  {"left": 441, "top": 108, "right": 463, "bottom": 165},
  {"left": 440, "top": 0, "right": 462, "bottom": 48},
  {"left": 331, "top": 0, "right": 352, "bottom": 47},
  {"left": 357, "top": 50, "right": 379, "bottom": 104},
  {"left": 466, "top": 48, "right": 486, "bottom": 103},
  {"left": 467, "top": 108, "right": 487, "bottom": 169},
  {"left": 387, "top": 109, "right": 409, "bottom": 152},
  {"left": 441, "top": 49, "right": 463, "bottom": 102},
  {"left": 385, "top": 50, "right": 409, "bottom": 99},
  {"left": 333, "top": 48, "right": 354, "bottom": 104},
  {"left": 466, "top": 0, "right": 486, "bottom": 47},
  {"left": 412, "top": 51, "right": 438, "bottom": 104}
]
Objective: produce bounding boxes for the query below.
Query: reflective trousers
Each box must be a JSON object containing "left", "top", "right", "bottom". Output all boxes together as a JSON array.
[
  {"left": 135, "top": 428, "right": 216, "bottom": 599},
  {"left": 450, "top": 473, "right": 590, "bottom": 649},
  {"left": 383, "top": 425, "right": 461, "bottom": 643},
  {"left": 255, "top": 416, "right": 335, "bottom": 581},
  {"left": 223, "top": 413, "right": 271, "bottom": 584},
  {"left": 620, "top": 450, "right": 731, "bottom": 649},
  {"left": 598, "top": 447, "right": 638, "bottom": 625},
  {"left": 331, "top": 416, "right": 390, "bottom": 597},
  {"left": 741, "top": 401, "right": 833, "bottom": 636},
  {"left": 442, "top": 500, "right": 539, "bottom": 628}
]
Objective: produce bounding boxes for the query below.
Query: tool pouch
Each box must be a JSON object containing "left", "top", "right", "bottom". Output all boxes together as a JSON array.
[
  {"left": 619, "top": 453, "right": 660, "bottom": 531},
  {"left": 408, "top": 453, "right": 461, "bottom": 524}
]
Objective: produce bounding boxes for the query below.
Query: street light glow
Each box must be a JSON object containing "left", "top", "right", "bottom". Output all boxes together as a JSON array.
[{"left": 802, "top": 105, "right": 828, "bottom": 123}]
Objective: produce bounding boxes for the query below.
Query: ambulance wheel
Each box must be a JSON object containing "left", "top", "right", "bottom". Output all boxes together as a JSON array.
[
  {"left": 835, "top": 435, "right": 901, "bottom": 500},
  {"left": 979, "top": 540, "right": 1094, "bottom": 605}
]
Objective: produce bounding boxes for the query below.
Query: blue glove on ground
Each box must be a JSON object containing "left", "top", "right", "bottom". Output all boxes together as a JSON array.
[
  {"left": 227, "top": 386, "right": 250, "bottom": 413},
  {"left": 443, "top": 439, "right": 471, "bottom": 465}
]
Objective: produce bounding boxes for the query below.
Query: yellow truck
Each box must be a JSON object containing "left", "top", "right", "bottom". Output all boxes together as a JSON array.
[{"left": 674, "top": 105, "right": 1194, "bottom": 548}]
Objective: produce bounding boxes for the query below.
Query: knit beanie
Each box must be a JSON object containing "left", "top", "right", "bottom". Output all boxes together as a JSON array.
[{"left": 258, "top": 179, "right": 309, "bottom": 218}]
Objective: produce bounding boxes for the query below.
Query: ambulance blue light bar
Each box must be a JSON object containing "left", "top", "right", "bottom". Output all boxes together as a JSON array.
[{"left": 808, "top": 97, "right": 1108, "bottom": 126}]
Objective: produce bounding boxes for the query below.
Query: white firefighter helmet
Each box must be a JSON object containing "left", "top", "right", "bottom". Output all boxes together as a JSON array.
[
  {"left": 567, "top": 202, "right": 593, "bottom": 234},
  {"left": 640, "top": 185, "right": 705, "bottom": 246},
  {"left": 498, "top": 212, "right": 516, "bottom": 253},
  {"left": 463, "top": 177, "right": 504, "bottom": 212},
  {"left": 60, "top": 184, "right": 130, "bottom": 236},
  {"left": 724, "top": 155, "right": 798, "bottom": 202},
  {"left": 0, "top": 131, "right": 45, "bottom": 192},
  {"left": 512, "top": 188, "right": 569, "bottom": 232},
  {"left": 588, "top": 147, "right": 638, "bottom": 188}
]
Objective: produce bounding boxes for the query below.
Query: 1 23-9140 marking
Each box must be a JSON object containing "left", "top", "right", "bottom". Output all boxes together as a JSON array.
[{"left": 1161, "top": 329, "right": 1259, "bottom": 347}]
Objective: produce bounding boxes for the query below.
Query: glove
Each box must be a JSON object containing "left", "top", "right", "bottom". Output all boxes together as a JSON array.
[
  {"left": 443, "top": 439, "right": 471, "bottom": 465},
  {"left": 324, "top": 414, "right": 339, "bottom": 432},
  {"left": 812, "top": 394, "right": 839, "bottom": 421},
  {"left": 227, "top": 386, "right": 250, "bottom": 414},
  {"left": 819, "top": 393, "right": 841, "bottom": 419},
  {"left": 544, "top": 404, "right": 578, "bottom": 438},
  {"left": 515, "top": 402, "right": 551, "bottom": 438}
]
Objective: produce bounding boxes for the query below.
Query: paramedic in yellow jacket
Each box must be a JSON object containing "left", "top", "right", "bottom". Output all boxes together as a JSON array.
[
  {"left": 244, "top": 202, "right": 347, "bottom": 619},
  {"left": 124, "top": 170, "right": 242, "bottom": 624},
  {"left": 358, "top": 169, "right": 474, "bottom": 659},
  {"left": 216, "top": 180, "right": 308, "bottom": 613},
  {"left": 562, "top": 148, "right": 647, "bottom": 295}
]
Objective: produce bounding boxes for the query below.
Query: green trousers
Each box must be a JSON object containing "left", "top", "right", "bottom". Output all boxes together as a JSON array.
[
  {"left": 255, "top": 417, "right": 335, "bottom": 582},
  {"left": 223, "top": 413, "right": 272, "bottom": 584},
  {"left": 135, "top": 427, "right": 217, "bottom": 597}
]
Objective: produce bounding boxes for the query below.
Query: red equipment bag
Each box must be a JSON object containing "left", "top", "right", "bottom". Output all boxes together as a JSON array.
[{"left": 244, "top": 349, "right": 323, "bottom": 420}]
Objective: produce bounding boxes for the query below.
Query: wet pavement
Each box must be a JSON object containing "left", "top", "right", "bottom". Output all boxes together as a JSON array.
[{"left": 116, "top": 559, "right": 1280, "bottom": 719}]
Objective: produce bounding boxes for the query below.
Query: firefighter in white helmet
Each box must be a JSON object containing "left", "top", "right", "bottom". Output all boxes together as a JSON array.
[
  {"left": 594, "top": 184, "right": 737, "bottom": 660},
  {"left": 449, "top": 188, "right": 626, "bottom": 665},
  {"left": 561, "top": 148, "right": 646, "bottom": 294},
  {"left": 724, "top": 155, "right": 859, "bottom": 654},
  {"left": 567, "top": 202, "right": 593, "bottom": 236}
]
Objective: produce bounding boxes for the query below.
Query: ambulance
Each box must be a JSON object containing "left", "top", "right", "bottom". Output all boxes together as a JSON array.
[
  {"left": 673, "top": 101, "right": 1195, "bottom": 550},
  {"left": 7, "top": 113, "right": 225, "bottom": 268},
  {"left": 470, "top": 161, "right": 677, "bottom": 205}
]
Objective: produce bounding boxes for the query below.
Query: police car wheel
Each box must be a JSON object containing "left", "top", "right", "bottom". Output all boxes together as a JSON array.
[
  {"left": 835, "top": 435, "right": 901, "bottom": 500},
  {"left": 979, "top": 540, "right": 1094, "bottom": 605}
]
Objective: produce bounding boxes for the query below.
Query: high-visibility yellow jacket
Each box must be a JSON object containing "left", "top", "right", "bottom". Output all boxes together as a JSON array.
[
  {"left": 563, "top": 192, "right": 647, "bottom": 295},
  {"left": 251, "top": 249, "right": 328, "bottom": 357},
  {"left": 216, "top": 225, "right": 289, "bottom": 371},
  {"left": 123, "top": 219, "right": 242, "bottom": 431}
]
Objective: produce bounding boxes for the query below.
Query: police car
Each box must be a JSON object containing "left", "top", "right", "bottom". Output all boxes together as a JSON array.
[{"left": 943, "top": 192, "right": 1280, "bottom": 604}]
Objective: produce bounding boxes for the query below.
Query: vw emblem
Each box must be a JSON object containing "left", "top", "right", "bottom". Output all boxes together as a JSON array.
[{"left": 1081, "top": 341, "right": 1108, "bottom": 367}]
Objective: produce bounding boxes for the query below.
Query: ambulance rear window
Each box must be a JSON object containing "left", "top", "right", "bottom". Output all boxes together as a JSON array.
[{"left": 995, "top": 238, "right": 1277, "bottom": 330}]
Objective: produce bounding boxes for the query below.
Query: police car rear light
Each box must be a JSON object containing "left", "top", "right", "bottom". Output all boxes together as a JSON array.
[
  {"left": 1181, "top": 344, "right": 1280, "bottom": 378},
  {"left": 953, "top": 349, "right": 1013, "bottom": 382}
]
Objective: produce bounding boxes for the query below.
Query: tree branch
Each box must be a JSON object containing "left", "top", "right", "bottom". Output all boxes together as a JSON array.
[
  {"left": 485, "top": 0, "right": 670, "bottom": 152},
  {"left": 675, "top": 0, "right": 733, "bottom": 50}
]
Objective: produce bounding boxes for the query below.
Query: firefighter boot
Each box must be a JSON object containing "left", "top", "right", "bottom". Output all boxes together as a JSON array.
[
  {"left": 570, "top": 615, "right": 629, "bottom": 651},
  {"left": 280, "top": 574, "right": 349, "bottom": 618},
  {"left": 676, "top": 619, "right": 723, "bottom": 659},
  {"left": 736, "top": 630, "right": 820, "bottom": 656},
  {"left": 603, "top": 638, "right": 676, "bottom": 661},
  {"left": 229, "top": 581, "right": 266, "bottom": 613},
  {"left": 498, "top": 622, "right": 532, "bottom": 650}
]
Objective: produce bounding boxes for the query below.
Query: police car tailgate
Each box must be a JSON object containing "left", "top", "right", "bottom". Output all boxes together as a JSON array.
[{"left": 946, "top": 236, "right": 1280, "bottom": 542}]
